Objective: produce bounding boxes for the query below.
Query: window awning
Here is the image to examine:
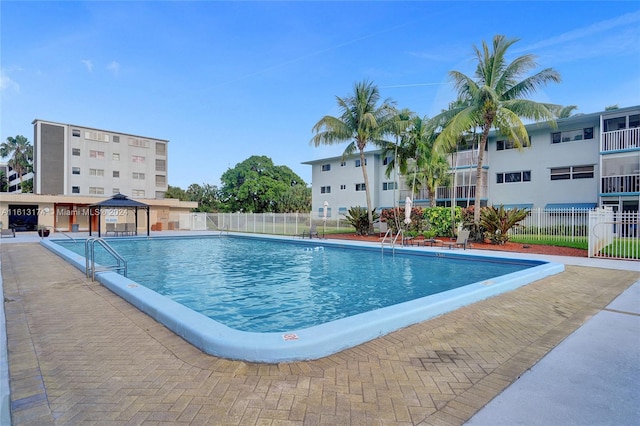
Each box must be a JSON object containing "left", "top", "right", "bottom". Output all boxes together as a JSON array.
[
  {"left": 493, "top": 203, "right": 533, "bottom": 210},
  {"left": 544, "top": 203, "right": 597, "bottom": 210}
]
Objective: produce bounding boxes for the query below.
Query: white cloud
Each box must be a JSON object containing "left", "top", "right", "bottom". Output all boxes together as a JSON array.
[
  {"left": 107, "top": 61, "right": 120, "bottom": 76},
  {"left": 81, "top": 59, "right": 93, "bottom": 72},
  {"left": 0, "top": 69, "right": 20, "bottom": 93},
  {"left": 518, "top": 10, "right": 640, "bottom": 53}
]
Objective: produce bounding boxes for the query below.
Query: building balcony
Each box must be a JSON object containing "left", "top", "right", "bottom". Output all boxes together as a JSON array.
[
  {"left": 601, "top": 174, "right": 640, "bottom": 194},
  {"left": 601, "top": 127, "right": 640, "bottom": 152}
]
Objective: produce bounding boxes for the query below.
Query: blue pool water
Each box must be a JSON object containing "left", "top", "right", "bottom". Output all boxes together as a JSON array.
[{"left": 56, "top": 236, "right": 537, "bottom": 332}]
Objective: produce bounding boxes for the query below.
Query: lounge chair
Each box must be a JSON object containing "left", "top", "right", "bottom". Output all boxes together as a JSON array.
[
  {"left": 301, "top": 223, "right": 320, "bottom": 239},
  {"left": 442, "top": 230, "right": 470, "bottom": 250},
  {"left": 1, "top": 228, "right": 15, "bottom": 238}
]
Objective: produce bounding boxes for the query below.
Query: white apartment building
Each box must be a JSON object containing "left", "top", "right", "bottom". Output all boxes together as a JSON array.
[
  {"left": 304, "top": 105, "right": 640, "bottom": 219},
  {"left": 32, "top": 119, "right": 168, "bottom": 199}
]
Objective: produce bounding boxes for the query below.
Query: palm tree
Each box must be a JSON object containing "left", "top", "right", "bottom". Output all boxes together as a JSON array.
[
  {"left": 0, "top": 170, "right": 7, "bottom": 192},
  {"left": 433, "top": 35, "right": 561, "bottom": 222},
  {"left": 311, "top": 80, "right": 395, "bottom": 234},
  {"left": 552, "top": 105, "right": 578, "bottom": 118},
  {"left": 0, "top": 135, "right": 33, "bottom": 187}
]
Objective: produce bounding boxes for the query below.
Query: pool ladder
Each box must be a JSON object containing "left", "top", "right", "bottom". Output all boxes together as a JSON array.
[
  {"left": 381, "top": 229, "right": 403, "bottom": 255},
  {"left": 85, "top": 237, "right": 127, "bottom": 281}
]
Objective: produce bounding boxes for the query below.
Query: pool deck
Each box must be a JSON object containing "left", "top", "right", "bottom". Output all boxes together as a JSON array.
[{"left": 1, "top": 231, "right": 639, "bottom": 425}]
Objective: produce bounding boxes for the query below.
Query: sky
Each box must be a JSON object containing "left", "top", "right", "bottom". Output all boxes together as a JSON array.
[{"left": 2, "top": 1, "right": 640, "bottom": 190}]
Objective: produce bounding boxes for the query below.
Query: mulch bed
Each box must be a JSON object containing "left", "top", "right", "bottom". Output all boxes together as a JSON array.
[{"left": 324, "top": 233, "right": 588, "bottom": 257}]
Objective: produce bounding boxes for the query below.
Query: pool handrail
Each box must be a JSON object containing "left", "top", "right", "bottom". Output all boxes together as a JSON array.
[{"left": 84, "top": 237, "right": 128, "bottom": 281}]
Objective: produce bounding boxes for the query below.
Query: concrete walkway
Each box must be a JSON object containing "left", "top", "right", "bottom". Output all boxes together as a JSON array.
[{"left": 1, "top": 234, "right": 638, "bottom": 425}]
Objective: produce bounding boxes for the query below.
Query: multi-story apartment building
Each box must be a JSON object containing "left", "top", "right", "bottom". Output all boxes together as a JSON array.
[
  {"left": 32, "top": 119, "right": 168, "bottom": 199},
  {"left": 0, "top": 120, "right": 192, "bottom": 233},
  {"left": 303, "top": 105, "right": 640, "bottom": 219}
]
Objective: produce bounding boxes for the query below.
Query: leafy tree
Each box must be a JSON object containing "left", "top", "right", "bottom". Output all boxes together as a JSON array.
[
  {"left": 0, "top": 135, "right": 33, "bottom": 187},
  {"left": 432, "top": 35, "right": 560, "bottom": 222},
  {"left": 604, "top": 104, "right": 619, "bottom": 111},
  {"left": 480, "top": 205, "right": 529, "bottom": 245},
  {"left": 276, "top": 183, "right": 311, "bottom": 213},
  {"left": 165, "top": 185, "right": 189, "bottom": 201},
  {"left": 311, "top": 80, "right": 394, "bottom": 234},
  {"left": 20, "top": 179, "right": 33, "bottom": 193},
  {"left": 219, "top": 155, "right": 308, "bottom": 213},
  {"left": 186, "top": 183, "right": 220, "bottom": 212}
]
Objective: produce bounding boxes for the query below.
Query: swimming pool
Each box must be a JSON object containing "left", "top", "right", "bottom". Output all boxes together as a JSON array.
[{"left": 43, "top": 234, "right": 564, "bottom": 362}]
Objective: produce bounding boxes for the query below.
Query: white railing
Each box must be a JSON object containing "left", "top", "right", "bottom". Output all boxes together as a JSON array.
[
  {"left": 510, "top": 208, "right": 591, "bottom": 242},
  {"left": 601, "top": 127, "right": 640, "bottom": 151},
  {"left": 601, "top": 174, "right": 640, "bottom": 194},
  {"left": 588, "top": 209, "right": 640, "bottom": 260},
  {"left": 179, "top": 212, "right": 354, "bottom": 235}
]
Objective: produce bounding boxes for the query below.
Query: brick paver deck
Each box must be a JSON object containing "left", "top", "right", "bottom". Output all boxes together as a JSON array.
[{"left": 2, "top": 243, "right": 638, "bottom": 425}]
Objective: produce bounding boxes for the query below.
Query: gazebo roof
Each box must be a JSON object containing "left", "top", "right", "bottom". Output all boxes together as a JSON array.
[{"left": 91, "top": 193, "right": 149, "bottom": 208}]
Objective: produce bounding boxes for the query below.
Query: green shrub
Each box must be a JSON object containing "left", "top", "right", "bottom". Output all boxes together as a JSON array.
[
  {"left": 344, "top": 206, "right": 380, "bottom": 235},
  {"left": 480, "top": 205, "right": 529, "bottom": 245},
  {"left": 380, "top": 207, "right": 424, "bottom": 234},
  {"left": 424, "top": 206, "right": 462, "bottom": 237}
]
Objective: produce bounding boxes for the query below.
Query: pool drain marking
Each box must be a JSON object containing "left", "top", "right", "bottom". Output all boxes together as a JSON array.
[{"left": 282, "top": 333, "right": 299, "bottom": 341}]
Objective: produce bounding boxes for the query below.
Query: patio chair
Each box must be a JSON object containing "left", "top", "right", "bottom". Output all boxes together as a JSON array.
[
  {"left": 301, "top": 223, "right": 320, "bottom": 239},
  {"left": 442, "top": 230, "right": 470, "bottom": 250},
  {"left": 115, "top": 223, "right": 126, "bottom": 236},
  {"left": 105, "top": 223, "right": 116, "bottom": 236}
]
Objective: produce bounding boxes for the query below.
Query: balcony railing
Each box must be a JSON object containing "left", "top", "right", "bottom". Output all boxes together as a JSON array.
[
  {"left": 601, "top": 174, "right": 640, "bottom": 194},
  {"left": 436, "top": 185, "right": 480, "bottom": 200},
  {"left": 602, "top": 128, "right": 640, "bottom": 152}
]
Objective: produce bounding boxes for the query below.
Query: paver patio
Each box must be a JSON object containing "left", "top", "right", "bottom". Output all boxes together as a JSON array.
[{"left": 2, "top": 243, "right": 638, "bottom": 425}]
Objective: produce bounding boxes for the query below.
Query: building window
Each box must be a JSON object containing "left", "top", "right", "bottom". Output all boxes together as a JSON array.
[
  {"left": 128, "top": 137, "right": 149, "bottom": 148},
  {"left": 85, "top": 131, "right": 109, "bottom": 142},
  {"left": 112, "top": 135, "right": 120, "bottom": 143},
  {"left": 89, "top": 168, "right": 104, "bottom": 176},
  {"left": 89, "top": 187, "right": 104, "bottom": 195},
  {"left": 340, "top": 161, "right": 346, "bottom": 167},
  {"left": 112, "top": 153, "right": 120, "bottom": 161},
  {"left": 89, "top": 150, "right": 105, "bottom": 159},
  {"left": 72, "top": 186, "right": 80, "bottom": 194},
  {"left": 155, "top": 175, "right": 166, "bottom": 185},
  {"left": 320, "top": 186, "right": 331, "bottom": 194},
  {"left": 340, "top": 184, "right": 346, "bottom": 190},
  {"left": 72, "top": 129, "right": 80, "bottom": 137},
  {"left": 113, "top": 171, "right": 120, "bottom": 178},
  {"left": 383, "top": 156, "right": 393, "bottom": 165},
  {"left": 156, "top": 142, "right": 166, "bottom": 155},
  {"left": 551, "top": 127, "right": 594, "bottom": 143},
  {"left": 132, "top": 155, "right": 145, "bottom": 163},
  {"left": 382, "top": 182, "right": 398, "bottom": 191},
  {"left": 132, "top": 172, "right": 145, "bottom": 179},
  {"left": 155, "top": 191, "right": 166, "bottom": 199},
  {"left": 72, "top": 148, "right": 81, "bottom": 156},
  {"left": 155, "top": 159, "right": 166, "bottom": 172},
  {"left": 497, "top": 138, "right": 531, "bottom": 150},
  {"left": 321, "top": 164, "right": 331, "bottom": 172},
  {"left": 113, "top": 188, "right": 120, "bottom": 194},
  {"left": 132, "top": 189, "right": 145, "bottom": 197},
  {"left": 72, "top": 167, "right": 80, "bottom": 175},
  {"left": 355, "top": 183, "right": 366, "bottom": 191},
  {"left": 550, "top": 165, "right": 594, "bottom": 180},
  {"left": 355, "top": 159, "right": 367, "bottom": 167},
  {"left": 496, "top": 170, "right": 531, "bottom": 184}
]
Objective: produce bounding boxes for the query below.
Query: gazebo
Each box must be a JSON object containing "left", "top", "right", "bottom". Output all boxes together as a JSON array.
[{"left": 89, "top": 193, "right": 150, "bottom": 237}]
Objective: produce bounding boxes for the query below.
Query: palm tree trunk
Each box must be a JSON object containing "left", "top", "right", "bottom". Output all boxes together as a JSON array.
[
  {"left": 474, "top": 123, "right": 492, "bottom": 222},
  {"left": 359, "top": 149, "right": 375, "bottom": 234}
]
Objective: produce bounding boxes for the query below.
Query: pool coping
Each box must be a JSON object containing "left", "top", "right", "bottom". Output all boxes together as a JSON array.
[{"left": 41, "top": 234, "right": 564, "bottom": 363}]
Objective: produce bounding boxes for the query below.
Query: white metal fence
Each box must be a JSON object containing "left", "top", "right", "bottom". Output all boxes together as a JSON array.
[
  {"left": 178, "top": 208, "right": 639, "bottom": 260},
  {"left": 180, "top": 212, "right": 354, "bottom": 236},
  {"left": 588, "top": 208, "right": 639, "bottom": 260},
  {"left": 509, "top": 208, "right": 590, "bottom": 242}
]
